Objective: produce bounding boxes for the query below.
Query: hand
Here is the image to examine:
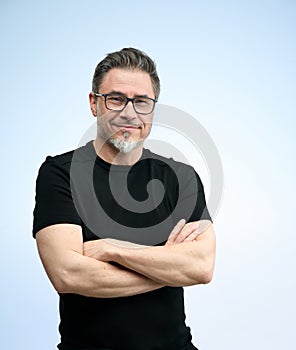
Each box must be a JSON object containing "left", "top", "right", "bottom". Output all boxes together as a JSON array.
[
  {"left": 83, "top": 238, "right": 148, "bottom": 262},
  {"left": 165, "top": 219, "right": 200, "bottom": 246}
]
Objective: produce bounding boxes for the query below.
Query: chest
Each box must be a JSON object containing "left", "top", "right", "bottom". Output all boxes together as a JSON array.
[{"left": 80, "top": 165, "right": 179, "bottom": 245}]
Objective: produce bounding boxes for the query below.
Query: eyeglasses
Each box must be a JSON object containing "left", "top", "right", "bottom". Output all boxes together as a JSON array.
[{"left": 94, "top": 92, "right": 157, "bottom": 115}]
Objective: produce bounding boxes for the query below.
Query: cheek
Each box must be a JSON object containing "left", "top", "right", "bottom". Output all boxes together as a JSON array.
[
  {"left": 143, "top": 117, "right": 153, "bottom": 130},
  {"left": 142, "top": 122, "right": 152, "bottom": 136},
  {"left": 97, "top": 116, "right": 109, "bottom": 130},
  {"left": 97, "top": 100, "right": 108, "bottom": 116}
]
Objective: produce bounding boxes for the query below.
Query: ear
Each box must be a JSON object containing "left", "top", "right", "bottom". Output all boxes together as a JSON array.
[{"left": 89, "top": 92, "right": 97, "bottom": 117}]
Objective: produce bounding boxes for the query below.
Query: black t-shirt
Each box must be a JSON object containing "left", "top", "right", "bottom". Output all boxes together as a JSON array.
[{"left": 33, "top": 141, "right": 211, "bottom": 350}]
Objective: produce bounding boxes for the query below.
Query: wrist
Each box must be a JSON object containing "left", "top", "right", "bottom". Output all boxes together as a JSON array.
[{"left": 104, "top": 239, "right": 125, "bottom": 263}]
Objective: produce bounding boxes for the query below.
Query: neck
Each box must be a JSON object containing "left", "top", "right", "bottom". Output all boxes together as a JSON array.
[{"left": 93, "top": 138, "right": 143, "bottom": 165}]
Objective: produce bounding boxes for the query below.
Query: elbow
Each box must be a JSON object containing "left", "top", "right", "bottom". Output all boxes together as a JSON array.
[
  {"left": 191, "top": 259, "right": 215, "bottom": 285},
  {"left": 53, "top": 283, "right": 67, "bottom": 294},
  {"left": 54, "top": 282, "right": 69, "bottom": 294},
  {"left": 170, "top": 265, "right": 214, "bottom": 287},
  {"left": 198, "top": 252, "right": 216, "bottom": 285},
  {"left": 198, "top": 268, "right": 214, "bottom": 284},
  {"left": 50, "top": 268, "right": 74, "bottom": 294}
]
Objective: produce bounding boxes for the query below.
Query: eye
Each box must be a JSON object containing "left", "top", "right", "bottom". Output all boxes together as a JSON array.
[
  {"left": 107, "top": 95, "right": 126, "bottom": 104},
  {"left": 135, "top": 98, "right": 150, "bottom": 105}
]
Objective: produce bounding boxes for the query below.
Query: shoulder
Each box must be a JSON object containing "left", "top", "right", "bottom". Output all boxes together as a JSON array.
[
  {"left": 38, "top": 141, "right": 94, "bottom": 175},
  {"left": 142, "top": 149, "right": 205, "bottom": 192},
  {"left": 43, "top": 150, "right": 74, "bottom": 168},
  {"left": 37, "top": 150, "right": 74, "bottom": 183},
  {"left": 142, "top": 148, "right": 196, "bottom": 176}
]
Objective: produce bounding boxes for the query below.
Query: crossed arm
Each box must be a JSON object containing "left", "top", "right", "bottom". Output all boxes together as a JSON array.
[{"left": 36, "top": 220, "right": 215, "bottom": 298}]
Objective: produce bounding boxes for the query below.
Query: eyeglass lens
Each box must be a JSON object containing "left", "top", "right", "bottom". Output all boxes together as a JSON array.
[{"left": 105, "top": 95, "right": 154, "bottom": 114}]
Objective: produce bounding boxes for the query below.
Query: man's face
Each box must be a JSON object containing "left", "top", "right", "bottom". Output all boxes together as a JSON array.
[{"left": 90, "top": 68, "right": 155, "bottom": 152}]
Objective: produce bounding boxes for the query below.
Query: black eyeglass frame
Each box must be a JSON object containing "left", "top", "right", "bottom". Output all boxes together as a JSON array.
[{"left": 94, "top": 92, "right": 158, "bottom": 115}]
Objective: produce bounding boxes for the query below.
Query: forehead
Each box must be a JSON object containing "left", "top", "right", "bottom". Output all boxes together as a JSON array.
[{"left": 100, "top": 68, "right": 154, "bottom": 97}]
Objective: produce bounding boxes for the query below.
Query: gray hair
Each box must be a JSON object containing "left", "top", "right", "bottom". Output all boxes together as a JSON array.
[{"left": 92, "top": 47, "right": 160, "bottom": 99}]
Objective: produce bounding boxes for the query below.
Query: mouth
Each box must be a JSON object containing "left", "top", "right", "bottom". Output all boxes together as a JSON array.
[{"left": 112, "top": 124, "right": 142, "bottom": 131}]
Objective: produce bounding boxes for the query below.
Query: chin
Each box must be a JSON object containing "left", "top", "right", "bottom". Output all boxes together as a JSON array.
[{"left": 108, "top": 138, "right": 143, "bottom": 153}]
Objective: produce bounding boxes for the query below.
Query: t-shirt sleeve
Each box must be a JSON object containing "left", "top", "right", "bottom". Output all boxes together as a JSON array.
[
  {"left": 189, "top": 171, "right": 212, "bottom": 222},
  {"left": 173, "top": 167, "right": 212, "bottom": 224},
  {"left": 32, "top": 157, "right": 82, "bottom": 238}
]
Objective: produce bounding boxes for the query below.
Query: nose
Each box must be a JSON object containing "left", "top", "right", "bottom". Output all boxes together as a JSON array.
[{"left": 119, "top": 100, "right": 138, "bottom": 120}]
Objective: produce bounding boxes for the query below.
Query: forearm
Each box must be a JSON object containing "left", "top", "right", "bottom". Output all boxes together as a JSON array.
[
  {"left": 36, "top": 225, "right": 164, "bottom": 298},
  {"left": 82, "top": 222, "right": 215, "bottom": 288},
  {"left": 110, "top": 243, "right": 201, "bottom": 286},
  {"left": 108, "top": 237, "right": 215, "bottom": 287},
  {"left": 58, "top": 251, "right": 164, "bottom": 297}
]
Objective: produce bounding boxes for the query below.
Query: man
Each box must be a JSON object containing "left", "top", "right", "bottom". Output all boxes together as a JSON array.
[{"left": 33, "top": 48, "right": 216, "bottom": 350}]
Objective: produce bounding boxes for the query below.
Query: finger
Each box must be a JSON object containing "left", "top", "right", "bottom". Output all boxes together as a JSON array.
[
  {"left": 183, "top": 231, "right": 199, "bottom": 242},
  {"left": 167, "top": 219, "right": 186, "bottom": 242},
  {"left": 175, "top": 222, "right": 200, "bottom": 243},
  {"left": 165, "top": 240, "right": 173, "bottom": 246}
]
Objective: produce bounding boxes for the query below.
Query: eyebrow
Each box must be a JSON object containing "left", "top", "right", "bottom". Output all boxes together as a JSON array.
[{"left": 107, "top": 90, "right": 150, "bottom": 98}]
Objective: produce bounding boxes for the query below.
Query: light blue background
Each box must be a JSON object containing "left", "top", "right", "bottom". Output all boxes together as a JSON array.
[{"left": 1, "top": 1, "right": 295, "bottom": 349}]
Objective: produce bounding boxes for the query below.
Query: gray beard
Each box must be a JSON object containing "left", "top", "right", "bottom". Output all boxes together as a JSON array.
[
  {"left": 108, "top": 138, "right": 143, "bottom": 153},
  {"left": 97, "top": 118, "right": 144, "bottom": 153}
]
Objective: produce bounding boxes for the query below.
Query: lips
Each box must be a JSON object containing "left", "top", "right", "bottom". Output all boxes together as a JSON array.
[{"left": 112, "top": 124, "right": 142, "bottom": 130}]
